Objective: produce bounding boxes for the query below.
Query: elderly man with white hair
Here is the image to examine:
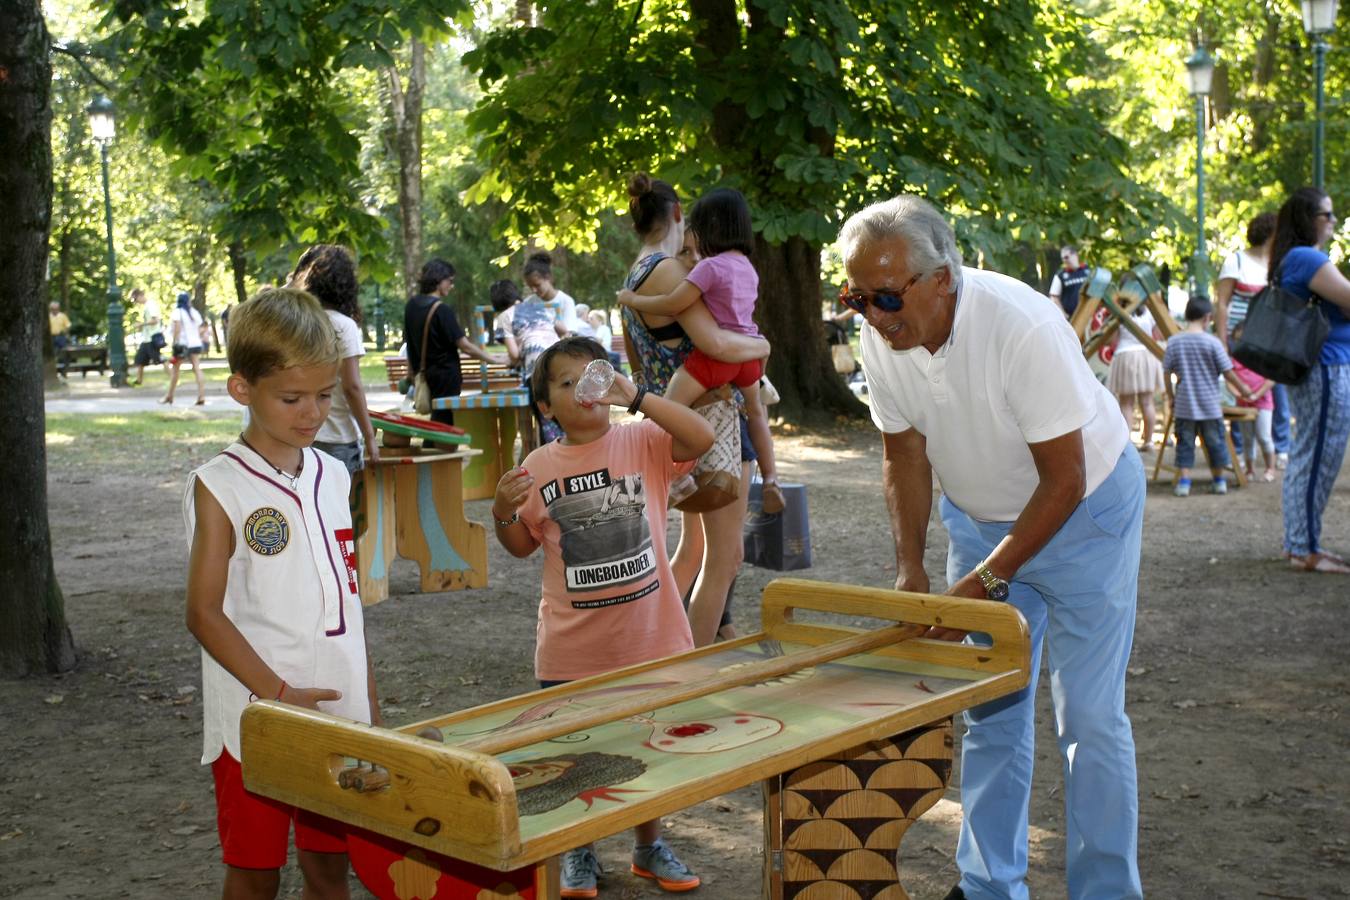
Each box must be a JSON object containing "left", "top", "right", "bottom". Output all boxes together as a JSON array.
[{"left": 840, "top": 195, "right": 1144, "bottom": 900}]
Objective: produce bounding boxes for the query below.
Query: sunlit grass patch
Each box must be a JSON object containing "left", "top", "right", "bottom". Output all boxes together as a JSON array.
[{"left": 45, "top": 412, "right": 242, "bottom": 476}]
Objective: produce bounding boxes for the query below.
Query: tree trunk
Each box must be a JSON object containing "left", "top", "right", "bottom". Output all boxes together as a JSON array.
[
  {"left": 690, "top": 0, "right": 863, "bottom": 423},
  {"left": 385, "top": 39, "right": 425, "bottom": 298},
  {"left": 0, "top": 0, "right": 78, "bottom": 677},
  {"left": 514, "top": 0, "right": 532, "bottom": 25},
  {"left": 227, "top": 241, "right": 249, "bottom": 305},
  {"left": 754, "top": 235, "right": 868, "bottom": 425}
]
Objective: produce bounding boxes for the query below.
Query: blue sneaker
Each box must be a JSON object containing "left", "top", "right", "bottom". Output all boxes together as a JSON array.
[
  {"left": 1211, "top": 478, "right": 1228, "bottom": 495},
  {"left": 560, "top": 847, "right": 602, "bottom": 899},
  {"left": 631, "top": 838, "right": 700, "bottom": 892},
  {"left": 1173, "top": 478, "right": 1191, "bottom": 497}
]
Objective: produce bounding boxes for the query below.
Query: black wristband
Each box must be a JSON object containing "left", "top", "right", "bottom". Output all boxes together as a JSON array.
[{"left": 627, "top": 386, "right": 647, "bottom": 415}]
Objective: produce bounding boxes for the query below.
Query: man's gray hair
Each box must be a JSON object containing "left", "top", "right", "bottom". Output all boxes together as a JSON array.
[{"left": 838, "top": 195, "right": 962, "bottom": 292}]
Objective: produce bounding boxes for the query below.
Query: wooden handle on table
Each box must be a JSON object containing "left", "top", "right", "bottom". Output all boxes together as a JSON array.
[{"left": 460, "top": 622, "right": 925, "bottom": 757}]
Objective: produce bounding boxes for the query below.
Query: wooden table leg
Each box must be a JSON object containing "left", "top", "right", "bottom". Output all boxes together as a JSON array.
[
  {"left": 458, "top": 407, "right": 509, "bottom": 501},
  {"left": 392, "top": 458, "right": 488, "bottom": 592},
  {"left": 764, "top": 719, "right": 953, "bottom": 900},
  {"left": 354, "top": 465, "right": 397, "bottom": 605}
]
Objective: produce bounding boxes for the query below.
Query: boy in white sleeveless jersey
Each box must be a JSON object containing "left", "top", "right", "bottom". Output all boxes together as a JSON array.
[{"left": 184, "top": 287, "right": 380, "bottom": 899}]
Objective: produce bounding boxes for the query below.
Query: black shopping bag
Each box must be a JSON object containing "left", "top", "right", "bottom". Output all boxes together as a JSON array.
[{"left": 743, "top": 482, "right": 812, "bottom": 571}]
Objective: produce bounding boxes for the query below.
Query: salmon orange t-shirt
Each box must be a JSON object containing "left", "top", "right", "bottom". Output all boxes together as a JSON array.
[{"left": 518, "top": 420, "right": 696, "bottom": 681}]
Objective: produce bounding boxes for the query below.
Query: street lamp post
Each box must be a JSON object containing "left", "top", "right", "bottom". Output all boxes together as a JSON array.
[
  {"left": 86, "top": 95, "right": 127, "bottom": 388},
  {"left": 1302, "top": 0, "right": 1340, "bottom": 190},
  {"left": 1184, "top": 47, "right": 1216, "bottom": 299},
  {"left": 373, "top": 281, "right": 386, "bottom": 352}
]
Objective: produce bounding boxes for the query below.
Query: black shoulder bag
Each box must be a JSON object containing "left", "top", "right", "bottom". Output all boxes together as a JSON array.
[{"left": 1231, "top": 262, "right": 1329, "bottom": 385}]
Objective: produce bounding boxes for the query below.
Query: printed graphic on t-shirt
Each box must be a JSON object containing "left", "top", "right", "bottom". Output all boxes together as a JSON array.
[{"left": 540, "top": 467, "right": 657, "bottom": 602}]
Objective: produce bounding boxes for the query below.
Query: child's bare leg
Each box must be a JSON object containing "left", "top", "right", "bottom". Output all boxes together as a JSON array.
[
  {"left": 223, "top": 865, "right": 280, "bottom": 900},
  {"left": 1117, "top": 395, "right": 1135, "bottom": 436},
  {"left": 1140, "top": 393, "right": 1157, "bottom": 445},
  {"left": 635, "top": 820, "right": 661, "bottom": 845},
  {"left": 741, "top": 382, "right": 777, "bottom": 480},
  {"left": 297, "top": 849, "right": 351, "bottom": 900},
  {"left": 662, "top": 366, "right": 708, "bottom": 407}
]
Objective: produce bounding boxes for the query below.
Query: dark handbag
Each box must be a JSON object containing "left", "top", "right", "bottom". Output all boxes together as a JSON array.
[{"left": 1231, "top": 269, "right": 1329, "bottom": 385}]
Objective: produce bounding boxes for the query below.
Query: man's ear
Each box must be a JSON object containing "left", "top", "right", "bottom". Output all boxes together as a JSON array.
[{"left": 226, "top": 373, "right": 251, "bottom": 406}]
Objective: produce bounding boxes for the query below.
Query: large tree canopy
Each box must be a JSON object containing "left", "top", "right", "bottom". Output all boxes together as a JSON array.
[
  {"left": 462, "top": 0, "right": 1172, "bottom": 420},
  {"left": 95, "top": 0, "right": 469, "bottom": 289}
]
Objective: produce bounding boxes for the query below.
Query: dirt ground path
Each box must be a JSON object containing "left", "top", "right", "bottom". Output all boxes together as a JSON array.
[{"left": 3, "top": 419, "right": 1347, "bottom": 899}]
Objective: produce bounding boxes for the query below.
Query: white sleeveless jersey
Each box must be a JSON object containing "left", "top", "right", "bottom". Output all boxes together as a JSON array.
[{"left": 184, "top": 441, "right": 369, "bottom": 764}]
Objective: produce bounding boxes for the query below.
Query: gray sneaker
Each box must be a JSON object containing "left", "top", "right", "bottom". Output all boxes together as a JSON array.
[
  {"left": 1173, "top": 479, "right": 1191, "bottom": 497},
  {"left": 631, "top": 838, "right": 700, "bottom": 892},
  {"left": 560, "top": 847, "right": 602, "bottom": 899},
  {"left": 1211, "top": 478, "right": 1228, "bottom": 495}
]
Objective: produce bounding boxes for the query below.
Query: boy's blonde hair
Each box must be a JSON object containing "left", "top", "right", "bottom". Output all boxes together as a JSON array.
[{"left": 226, "top": 287, "right": 340, "bottom": 381}]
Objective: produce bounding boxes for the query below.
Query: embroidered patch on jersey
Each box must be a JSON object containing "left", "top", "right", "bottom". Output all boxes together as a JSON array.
[
  {"left": 334, "top": 527, "right": 359, "bottom": 595},
  {"left": 243, "top": 507, "right": 290, "bottom": 556}
]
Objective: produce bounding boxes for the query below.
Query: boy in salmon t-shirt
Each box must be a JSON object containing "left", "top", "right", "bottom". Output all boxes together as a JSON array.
[{"left": 492, "top": 336, "right": 713, "bottom": 899}]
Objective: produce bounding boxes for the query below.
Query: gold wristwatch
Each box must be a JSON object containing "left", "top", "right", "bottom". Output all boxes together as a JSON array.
[{"left": 973, "top": 561, "right": 1010, "bottom": 601}]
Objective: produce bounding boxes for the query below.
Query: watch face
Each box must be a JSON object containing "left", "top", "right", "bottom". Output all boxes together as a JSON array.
[{"left": 988, "top": 581, "right": 1010, "bottom": 602}]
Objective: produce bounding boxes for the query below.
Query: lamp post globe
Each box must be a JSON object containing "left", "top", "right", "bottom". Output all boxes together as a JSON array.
[
  {"left": 85, "top": 94, "right": 128, "bottom": 388},
  {"left": 1184, "top": 47, "right": 1215, "bottom": 299},
  {"left": 1301, "top": 0, "right": 1339, "bottom": 189}
]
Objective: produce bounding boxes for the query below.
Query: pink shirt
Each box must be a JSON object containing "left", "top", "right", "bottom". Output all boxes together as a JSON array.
[
  {"left": 518, "top": 420, "right": 696, "bottom": 681},
  {"left": 686, "top": 251, "right": 760, "bottom": 336},
  {"left": 1232, "top": 360, "right": 1274, "bottom": 410}
]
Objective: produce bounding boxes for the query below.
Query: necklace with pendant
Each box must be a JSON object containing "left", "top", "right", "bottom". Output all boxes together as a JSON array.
[{"left": 238, "top": 434, "right": 303, "bottom": 490}]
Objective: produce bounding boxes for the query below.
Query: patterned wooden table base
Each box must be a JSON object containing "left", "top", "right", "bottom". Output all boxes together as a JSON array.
[{"left": 766, "top": 719, "right": 953, "bottom": 900}]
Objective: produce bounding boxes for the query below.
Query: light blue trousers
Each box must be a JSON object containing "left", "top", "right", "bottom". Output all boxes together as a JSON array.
[
  {"left": 942, "top": 450, "right": 1145, "bottom": 900},
  {"left": 1282, "top": 363, "right": 1350, "bottom": 557}
]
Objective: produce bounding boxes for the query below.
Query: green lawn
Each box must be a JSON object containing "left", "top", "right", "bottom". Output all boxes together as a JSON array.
[
  {"left": 46, "top": 412, "right": 242, "bottom": 477},
  {"left": 117, "top": 355, "right": 391, "bottom": 390}
]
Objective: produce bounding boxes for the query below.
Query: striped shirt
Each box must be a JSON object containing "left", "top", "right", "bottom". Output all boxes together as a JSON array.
[{"left": 1162, "top": 331, "right": 1232, "bottom": 421}]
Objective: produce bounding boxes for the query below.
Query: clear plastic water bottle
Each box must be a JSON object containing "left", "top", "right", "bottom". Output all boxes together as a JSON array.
[{"left": 574, "top": 359, "right": 615, "bottom": 406}]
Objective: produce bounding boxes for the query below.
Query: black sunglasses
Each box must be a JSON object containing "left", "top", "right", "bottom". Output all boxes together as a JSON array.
[{"left": 839, "top": 272, "right": 924, "bottom": 314}]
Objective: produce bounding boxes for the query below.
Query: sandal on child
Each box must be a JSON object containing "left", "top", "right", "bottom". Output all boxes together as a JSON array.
[
  {"left": 1261, "top": 470, "right": 1276, "bottom": 482},
  {"left": 760, "top": 479, "right": 787, "bottom": 515},
  {"left": 1290, "top": 552, "right": 1350, "bottom": 574}
]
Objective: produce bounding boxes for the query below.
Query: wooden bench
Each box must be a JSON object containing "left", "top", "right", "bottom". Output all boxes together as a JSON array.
[
  {"left": 385, "top": 354, "right": 520, "bottom": 393},
  {"left": 59, "top": 344, "right": 108, "bottom": 377},
  {"left": 383, "top": 356, "right": 409, "bottom": 391}
]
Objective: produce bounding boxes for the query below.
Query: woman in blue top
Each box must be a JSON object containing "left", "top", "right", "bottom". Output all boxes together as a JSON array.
[{"left": 1270, "top": 187, "right": 1350, "bottom": 574}]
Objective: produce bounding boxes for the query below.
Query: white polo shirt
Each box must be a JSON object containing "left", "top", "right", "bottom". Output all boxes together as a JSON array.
[{"left": 862, "top": 267, "right": 1128, "bottom": 522}]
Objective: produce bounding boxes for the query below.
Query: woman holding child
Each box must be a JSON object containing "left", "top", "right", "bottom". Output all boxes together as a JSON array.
[
  {"left": 619, "top": 173, "right": 772, "bottom": 646},
  {"left": 1269, "top": 187, "right": 1350, "bottom": 574}
]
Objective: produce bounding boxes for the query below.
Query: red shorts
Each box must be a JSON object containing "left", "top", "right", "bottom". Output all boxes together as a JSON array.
[
  {"left": 683, "top": 350, "right": 762, "bottom": 390},
  {"left": 211, "top": 752, "right": 347, "bottom": 869}
]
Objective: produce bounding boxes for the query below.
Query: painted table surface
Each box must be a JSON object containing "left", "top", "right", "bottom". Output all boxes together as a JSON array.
[
  {"left": 430, "top": 639, "right": 983, "bottom": 846},
  {"left": 432, "top": 389, "right": 534, "bottom": 500},
  {"left": 354, "top": 447, "right": 488, "bottom": 604},
  {"left": 242, "top": 580, "right": 1028, "bottom": 867}
]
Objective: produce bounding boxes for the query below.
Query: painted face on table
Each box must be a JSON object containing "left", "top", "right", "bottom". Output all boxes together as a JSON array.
[{"left": 844, "top": 237, "right": 956, "bottom": 354}]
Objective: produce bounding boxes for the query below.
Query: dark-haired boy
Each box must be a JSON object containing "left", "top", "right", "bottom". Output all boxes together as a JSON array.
[
  {"left": 1162, "top": 296, "right": 1253, "bottom": 496},
  {"left": 492, "top": 336, "right": 713, "bottom": 898}
]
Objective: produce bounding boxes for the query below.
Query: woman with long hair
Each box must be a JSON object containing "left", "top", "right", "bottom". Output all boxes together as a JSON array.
[
  {"left": 291, "top": 244, "right": 380, "bottom": 474},
  {"left": 1268, "top": 186, "right": 1350, "bottom": 574},
  {"left": 621, "top": 173, "right": 770, "bottom": 646}
]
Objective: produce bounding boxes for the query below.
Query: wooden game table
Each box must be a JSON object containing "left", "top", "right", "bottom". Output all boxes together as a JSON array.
[
  {"left": 242, "top": 579, "right": 1030, "bottom": 899},
  {"left": 353, "top": 446, "right": 488, "bottom": 605},
  {"left": 432, "top": 389, "right": 535, "bottom": 500}
]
